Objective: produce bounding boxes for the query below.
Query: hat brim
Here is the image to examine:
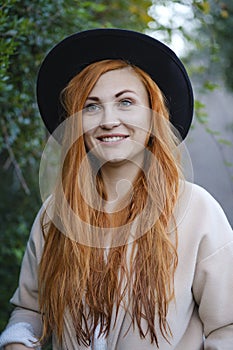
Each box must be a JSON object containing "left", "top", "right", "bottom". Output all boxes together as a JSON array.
[{"left": 36, "top": 28, "right": 193, "bottom": 140}]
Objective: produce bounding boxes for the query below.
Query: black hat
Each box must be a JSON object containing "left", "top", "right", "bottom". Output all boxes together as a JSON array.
[{"left": 37, "top": 28, "right": 193, "bottom": 140}]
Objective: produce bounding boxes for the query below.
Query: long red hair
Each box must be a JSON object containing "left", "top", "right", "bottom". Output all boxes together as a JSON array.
[{"left": 38, "top": 60, "right": 181, "bottom": 347}]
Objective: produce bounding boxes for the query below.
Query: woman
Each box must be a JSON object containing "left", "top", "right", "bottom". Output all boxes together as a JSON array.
[{"left": 0, "top": 29, "right": 233, "bottom": 350}]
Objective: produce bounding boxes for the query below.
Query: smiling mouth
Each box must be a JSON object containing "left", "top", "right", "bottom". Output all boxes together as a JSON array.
[{"left": 98, "top": 135, "right": 128, "bottom": 143}]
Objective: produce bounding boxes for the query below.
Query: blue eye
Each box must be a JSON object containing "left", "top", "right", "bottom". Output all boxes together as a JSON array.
[
  {"left": 84, "top": 103, "right": 101, "bottom": 113},
  {"left": 119, "top": 99, "right": 132, "bottom": 107}
]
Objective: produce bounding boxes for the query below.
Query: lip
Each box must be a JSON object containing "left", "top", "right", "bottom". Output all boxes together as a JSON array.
[{"left": 96, "top": 133, "right": 129, "bottom": 144}]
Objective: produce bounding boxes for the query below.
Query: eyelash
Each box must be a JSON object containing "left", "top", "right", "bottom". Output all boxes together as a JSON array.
[
  {"left": 83, "top": 98, "right": 134, "bottom": 113},
  {"left": 84, "top": 103, "right": 100, "bottom": 112},
  {"left": 119, "top": 99, "right": 133, "bottom": 107}
]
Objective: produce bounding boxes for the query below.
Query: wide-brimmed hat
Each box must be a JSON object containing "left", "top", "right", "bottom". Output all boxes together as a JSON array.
[{"left": 37, "top": 28, "right": 193, "bottom": 140}]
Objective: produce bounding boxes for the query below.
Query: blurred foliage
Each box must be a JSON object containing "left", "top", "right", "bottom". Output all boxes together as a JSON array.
[
  {"left": 149, "top": 0, "right": 233, "bottom": 173},
  {"left": 1, "top": 0, "right": 233, "bottom": 346},
  {"left": 192, "top": 0, "right": 233, "bottom": 91},
  {"left": 149, "top": 0, "right": 233, "bottom": 97},
  {"left": 0, "top": 0, "right": 152, "bottom": 337}
]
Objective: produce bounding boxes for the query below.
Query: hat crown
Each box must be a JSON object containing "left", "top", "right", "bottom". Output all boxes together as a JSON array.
[{"left": 37, "top": 28, "right": 193, "bottom": 140}]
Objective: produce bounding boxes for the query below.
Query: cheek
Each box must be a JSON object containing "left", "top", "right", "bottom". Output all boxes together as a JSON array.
[
  {"left": 124, "top": 108, "right": 152, "bottom": 130},
  {"left": 136, "top": 110, "right": 152, "bottom": 134},
  {"left": 137, "top": 111, "right": 152, "bottom": 144},
  {"left": 83, "top": 133, "right": 92, "bottom": 152},
  {"left": 82, "top": 117, "right": 99, "bottom": 151},
  {"left": 82, "top": 117, "right": 92, "bottom": 135},
  {"left": 136, "top": 129, "right": 150, "bottom": 146},
  {"left": 82, "top": 114, "right": 100, "bottom": 134}
]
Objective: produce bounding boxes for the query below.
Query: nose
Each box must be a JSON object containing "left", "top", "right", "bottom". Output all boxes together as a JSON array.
[
  {"left": 99, "top": 121, "right": 121, "bottom": 129},
  {"left": 99, "top": 104, "right": 121, "bottom": 129}
]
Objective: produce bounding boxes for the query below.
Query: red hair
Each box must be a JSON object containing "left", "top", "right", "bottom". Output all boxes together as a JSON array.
[{"left": 39, "top": 60, "right": 181, "bottom": 347}]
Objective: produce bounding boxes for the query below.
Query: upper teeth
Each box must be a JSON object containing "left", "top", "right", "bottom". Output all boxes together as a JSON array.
[{"left": 101, "top": 136, "right": 125, "bottom": 142}]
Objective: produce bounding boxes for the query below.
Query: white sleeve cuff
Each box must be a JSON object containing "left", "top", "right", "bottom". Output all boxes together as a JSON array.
[{"left": 0, "top": 322, "right": 41, "bottom": 349}]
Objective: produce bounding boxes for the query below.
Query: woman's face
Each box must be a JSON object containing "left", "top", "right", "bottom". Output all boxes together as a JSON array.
[{"left": 82, "top": 67, "right": 151, "bottom": 166}]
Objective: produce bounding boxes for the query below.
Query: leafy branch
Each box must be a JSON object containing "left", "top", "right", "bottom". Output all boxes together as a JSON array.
[{"left": 2, "top": 119, "right": 30, "bottom": 195}]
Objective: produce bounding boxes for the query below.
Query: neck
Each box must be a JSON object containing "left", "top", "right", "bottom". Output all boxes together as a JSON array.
[{"left": 100, "top": 160, "right": 143, "bottom": 212}]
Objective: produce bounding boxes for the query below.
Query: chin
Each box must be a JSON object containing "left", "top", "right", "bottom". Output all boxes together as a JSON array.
[{"left": 105, "top": 157, "right": 129, "bottom": 164}]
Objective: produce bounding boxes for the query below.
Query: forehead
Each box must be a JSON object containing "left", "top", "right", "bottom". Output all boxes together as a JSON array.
[{"left": 89, "top": 67, "right": 147, "bottom": 95}]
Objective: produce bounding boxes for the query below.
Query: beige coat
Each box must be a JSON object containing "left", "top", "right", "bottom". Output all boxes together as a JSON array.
[{"left": 5, "top": 183, "right": 233, "bottom": 349}]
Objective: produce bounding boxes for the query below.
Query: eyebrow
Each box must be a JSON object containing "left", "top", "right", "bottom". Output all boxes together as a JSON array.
[
  {"left": 86, "top": 90, "right": 137, "bottom": 102},
  {"left": 115, "top": 89, "right": 136, "bottom": 97}
]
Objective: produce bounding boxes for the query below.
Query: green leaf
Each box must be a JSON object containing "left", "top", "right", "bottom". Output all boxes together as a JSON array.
[
  {"left": 218, "top": 138, "right": 233, "bottom": 146},
  {"left": 205, "top": 127, "right": 221, "bottom": 136},
  {"left": 203, "top": 80, "right": 219, "bottom": 91},
  {"left": 194, "top": 1, "right": 210, "bottom": 14},
  {"left": 194, "top": 100, "right": 205, "bottom": 110},
  {"left": 224, "top": 161, "right": 233, "bottom": 167}
]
